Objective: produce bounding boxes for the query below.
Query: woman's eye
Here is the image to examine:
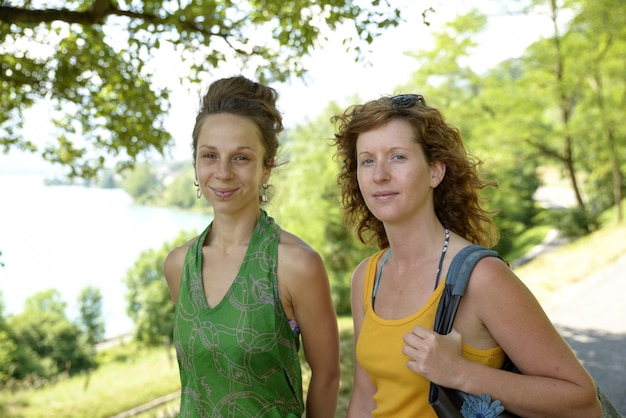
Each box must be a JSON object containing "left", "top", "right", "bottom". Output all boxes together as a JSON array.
[
  {"left": 234, "top": 155, "right": 249, "bottom": 161},
  {"left": 359, "top": 158, "right": 374, "bottom": 166},
  {"left": 391, "top": 154, "right": 406, "bottom": 161}
]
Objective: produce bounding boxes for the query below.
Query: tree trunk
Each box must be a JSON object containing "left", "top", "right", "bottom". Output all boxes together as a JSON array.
[{"left": 550, "top": 0, "right": 586, "bottom": 213}]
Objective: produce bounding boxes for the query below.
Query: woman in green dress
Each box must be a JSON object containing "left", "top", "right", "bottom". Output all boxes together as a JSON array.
[{"left": 164, "top": 75, "right": 340, "bottom": 417}]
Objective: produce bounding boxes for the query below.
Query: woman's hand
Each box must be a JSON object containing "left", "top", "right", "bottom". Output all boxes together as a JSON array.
[{"left": 402, "top": 326, "right": 466, "bottom": 388}]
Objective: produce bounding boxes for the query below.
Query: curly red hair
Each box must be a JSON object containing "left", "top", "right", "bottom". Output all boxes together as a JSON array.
[{"left": 331, "top": 95, "right": 499, "bottom": 249}]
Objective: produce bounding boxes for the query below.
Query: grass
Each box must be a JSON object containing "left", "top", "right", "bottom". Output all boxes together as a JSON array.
[
  {"left": 503, "top": 224, "right": 553, "bottom": 263},
  {"left": 0, "top": 345, "right": 180, "bottom": 418},
  {"left": 3, "top": 209, "right": 625, "bottom": 418},
  {"left": 513, "top": 219, "right": 626, "bottom": 305}
]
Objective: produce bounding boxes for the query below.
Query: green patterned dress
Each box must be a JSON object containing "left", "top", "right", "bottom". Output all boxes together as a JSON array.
[{"left": 173, "top": 210, "right": 304, "bottom": 417}]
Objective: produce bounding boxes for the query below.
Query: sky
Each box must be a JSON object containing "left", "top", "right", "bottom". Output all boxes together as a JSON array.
[
  {"left": 159, "top": 0, "right": 555, "bottom": 161},
  {"left": 1, "top": 0, "right": 556, "bottom": 173}
]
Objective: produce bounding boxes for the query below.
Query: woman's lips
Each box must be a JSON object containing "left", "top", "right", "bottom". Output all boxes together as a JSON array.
[
  {"left": 373, "top": 190, "right": 397, "bottom": 200},
  {"left": 212, "top": 188, "right": 236, "bottom": 199}
]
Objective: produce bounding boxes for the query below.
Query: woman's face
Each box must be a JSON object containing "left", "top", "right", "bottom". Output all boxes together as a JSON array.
[
  {"left": 195, "top": 113, "right": 270, "bottom": 214},
  {"left": 355, "top": 118, "right": 443, "bottom": 224}
]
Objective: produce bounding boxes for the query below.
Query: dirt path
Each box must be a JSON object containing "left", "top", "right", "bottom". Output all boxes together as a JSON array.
[{"left": 542, "top": 254, "right": 626, "bottom": 416}]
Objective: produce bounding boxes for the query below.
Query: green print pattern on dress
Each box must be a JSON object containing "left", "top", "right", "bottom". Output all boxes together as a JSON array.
[{"left": 173, "top": 210, "right": 304, "bottom": 417}]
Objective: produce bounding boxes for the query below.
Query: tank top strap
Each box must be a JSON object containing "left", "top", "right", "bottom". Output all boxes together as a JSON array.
[{"left": 363, "top": 249, "right": 389, "bottom": 312}]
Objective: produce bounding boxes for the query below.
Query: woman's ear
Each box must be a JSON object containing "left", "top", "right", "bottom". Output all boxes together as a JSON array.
[
  {"left": 430, "top": 161, "right": 446, "bottom": 188},
  {"left": 263, "top": 159, "right": 274, "bottom": 183}
]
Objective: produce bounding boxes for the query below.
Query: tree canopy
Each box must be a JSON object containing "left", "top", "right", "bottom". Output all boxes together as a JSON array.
[{"left": 1, "top": 0, "right": 404, "bottom": 178}]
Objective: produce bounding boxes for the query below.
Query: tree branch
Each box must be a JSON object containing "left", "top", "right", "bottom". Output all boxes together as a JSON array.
[
  {"left": 0, "top": 4, "right": 246, "bottom": 54},
  {"left": 1, "top": 4, "right": 112, "bottom": 25}
]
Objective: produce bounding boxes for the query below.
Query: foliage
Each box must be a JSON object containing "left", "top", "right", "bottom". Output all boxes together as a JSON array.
[
  {"left": 401, "top": 9, "right": 542, "bottom": 256},
  {"left": 95, "top": 168, "right": 120, "bottom": 189},
  {"left": 161, "top": 161, "right": 208, "bottom": 211},
  {"left": 116, "top": 159, "right": 209, "bottom": 210},
  {"left": 564, "top": 0, "right": 626, "bottom": 221},
  {"left": 0, "top": 292, "right": 19, "bottom": 386},
  {"left": 273, "top": 103, "right": 373, "bottom": 315},
  {"left": 504, "top": 224, "right": 552, "bottom": 265},
  {"left": 0, "top": 0, "right": 405, "bottom": 178},
  {"left": 121, "top": 161, "right": 163, "bottom": 205},
  {"left": 162, "top": 170, "right": 203, "bottom": 209},
  {"left": 76, "top": 286, "right": 106, "bottom": 346},
  {"left": 403, "top": 1, "right": 626, "bottom": 241},
  {"left": 483, "top": 155, "right": 542, "bottom": 257},
  {"left": 0, "top": 343, "right": 180, "bottom": 418},
  {"left": 512, "top": 0, "right": 626, "bottom": 226},
  {"left": 545, "top": 207, "right": 601, "bottom": 238},
  {"left": 123, "top": 230, "right": 194, "bottom": 346},
  {"left": 514, "top": 205, "right": 626, "bottom": 301},
  {"left": 6, "top": 290, "right": 96, "bottom": 382},
  {"left": 0, "top": 329, "right": 17, "bottom": 386},
  {"left": 4, "top": 201, "right": 624, "bottom": 415}
]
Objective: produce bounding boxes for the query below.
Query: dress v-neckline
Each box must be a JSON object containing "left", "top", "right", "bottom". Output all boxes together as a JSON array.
[{"left": 196, "top": 219, "right": 259, "bottom": 311}]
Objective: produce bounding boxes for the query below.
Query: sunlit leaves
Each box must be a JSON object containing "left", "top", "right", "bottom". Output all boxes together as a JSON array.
[{"left": 1, "top": 0, "right": 405, "bottom": 178}]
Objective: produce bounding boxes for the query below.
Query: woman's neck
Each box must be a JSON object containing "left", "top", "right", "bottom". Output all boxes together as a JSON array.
[
  {"left": 384, "top": 217, "right": 446, "bottom": 262},
  {"left": 207, "top": 207, "right": 262, "bottom": 250}
]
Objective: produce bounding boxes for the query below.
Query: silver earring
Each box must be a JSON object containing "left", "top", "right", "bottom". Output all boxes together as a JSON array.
[
  {"left": 194, "top": 180, "right": 202, "bottom": 199},
  {"left": 261, "top": 183, "right": 269, "bottom": 203}
]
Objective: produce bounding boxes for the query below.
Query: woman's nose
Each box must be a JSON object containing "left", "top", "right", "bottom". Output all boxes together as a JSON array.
[
  {"left": 216, "top": 159, "right": 233, "bottom": 179},
  {"left": 373, "top": 161, "right": 390, "bottom": 183}
]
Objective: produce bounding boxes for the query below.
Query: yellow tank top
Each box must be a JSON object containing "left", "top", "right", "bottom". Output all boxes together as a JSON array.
[{"left": 356, "top": 249, "right": 506, "bottom": 418}]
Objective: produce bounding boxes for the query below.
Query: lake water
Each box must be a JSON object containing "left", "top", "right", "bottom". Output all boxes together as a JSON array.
[{"left": 0, "top": 174, "right": 212, "bottom": 338}]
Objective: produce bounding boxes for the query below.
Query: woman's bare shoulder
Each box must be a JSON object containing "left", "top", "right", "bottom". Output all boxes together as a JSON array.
[
  {"left": 166, "top": 237, "right": 196, "bottom": 261},
  {"left": 164, "top": 237, "right": 198, "bottom": 280},
  {"left": 163, "top": 236, "right": 198, "bottom": 303},
  {"left": 352, "top": 256, "right": 372, "bottom": 285},
  {"left": 277, "top": 229, "right": 321, "bottom": 261}
]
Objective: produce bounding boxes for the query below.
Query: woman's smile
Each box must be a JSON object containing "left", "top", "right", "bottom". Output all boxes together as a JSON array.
[
  {"left": 372, "top": 190, "right": 398, "bottom": 201},
  {"left": 211, "top": 187, "right": 238, "bottom": 200}
]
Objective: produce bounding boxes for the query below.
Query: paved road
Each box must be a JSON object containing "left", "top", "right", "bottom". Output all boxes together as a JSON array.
[{"left": 541, "top": 253, "right": 626, "bottom": 416}]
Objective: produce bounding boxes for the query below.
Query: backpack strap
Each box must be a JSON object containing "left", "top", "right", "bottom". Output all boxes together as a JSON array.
[
  {"left": 432, "top": 244, "right": 500, "bottom": 335},
  {"left": 429, "top": 244, "right": 501, "bottom": 405}
]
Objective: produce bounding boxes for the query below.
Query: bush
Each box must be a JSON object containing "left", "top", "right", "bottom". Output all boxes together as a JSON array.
[{"left": 547, "top": 207, "right": 601, "bottom": 238}]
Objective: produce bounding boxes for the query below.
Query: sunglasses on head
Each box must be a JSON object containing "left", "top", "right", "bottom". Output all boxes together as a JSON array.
[{"left": 389, "top": 94, "right": 426, "bottom": 109}]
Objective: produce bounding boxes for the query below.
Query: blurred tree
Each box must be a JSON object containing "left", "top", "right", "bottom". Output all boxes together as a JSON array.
[
  {"left": 0, "top": 291, "right": 18, "bottom": 386},
  {"left": 123, "top": 230, "right": 193, "bottom": 345},
  {"left": 95, "top": 168, "right": 120, "bottom": 189},
  {"left": 404, "top": 1, "right": 626, "bottom": 242},
  {"left": 520, "top": 0, "right": 588, "bottom": 217},
  {"left": 400, "top": 9, "right": 542, "bottom": 255},
  {"left": 162, "top": 171, "right": 200, "bottom": 209},
  {"left": 23, "top": 288, "right": 66, "bottom": 315},
  {"left": 121, "top": 161, "right": 162, "bottom": 204},
  {"left": 0, "top": 291, "right": 39, "bottom": 384},
  {"left": 76, "top": 285, "right": 105, "bottom": 346},
  {"left": 7, "top": 289, "right": 95, "bottom": 379},
  {"left": 0, "top": 0, "right": 406, "bottom": 178},
  {"left": 472, "top": 58, "right": 545, "bottom": 254},
  {"left": 161, "top": 161, "right": 208, "bottom": 211},
  {"left": 400, "top": 9, "right": 486, "bottom": 116},
  {"left": 564, "top": 0, "right": 626, "bottom": 222},
  {"left": 0, "top": 328, "right": 17, "bottom": 386},
  {"left": 274, "top": 103, "right": 373, "bottom": 314},
  {"left": 494, "top": 0, "right": 626, "bottom": 232},
  {"left": 133, "top": 279, "right": 176, "bottom": 346}
]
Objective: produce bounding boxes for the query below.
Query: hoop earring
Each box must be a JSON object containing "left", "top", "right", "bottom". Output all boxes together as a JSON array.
[
  {"left": 194, "top": 180, "right": 202, "bottom": 199},
  {"left": 261, "top": 183, "right": 269, "bottom": 203}
]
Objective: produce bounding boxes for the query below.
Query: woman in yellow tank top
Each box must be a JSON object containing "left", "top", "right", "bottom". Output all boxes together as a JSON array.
[{"left": 330, "top": 94, "right": 601, "bottom": 417}]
